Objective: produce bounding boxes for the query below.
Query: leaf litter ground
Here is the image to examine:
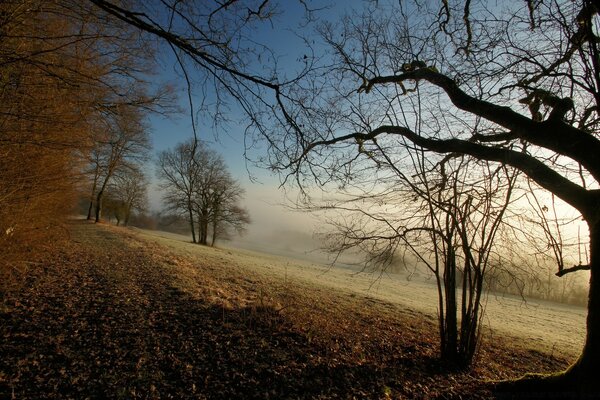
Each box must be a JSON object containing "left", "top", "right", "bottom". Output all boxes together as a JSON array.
[{"left": 0, "top": 220, "right": 571, "bottom": 399}]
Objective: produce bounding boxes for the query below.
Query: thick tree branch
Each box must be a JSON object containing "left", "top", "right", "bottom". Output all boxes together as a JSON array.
[
  {"left": 299, "top": 125, "right": 598, "bottom": 217},
  {"left": 470, "top": 131, "right": 518, "bottom": 143},
  {"left": 556, "top": 264, "right": 591, "bottom": 277},
  {"left": 360, "top": 68, "right": 600, "bottom": 182}
]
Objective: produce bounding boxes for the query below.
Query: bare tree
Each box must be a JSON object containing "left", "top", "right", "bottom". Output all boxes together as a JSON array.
[
  {"left": 157, "top": 138, "right": 249, "bottom": 246},
  {"left": 426, "top": 159, "right": 517, "bottom": 367},
  {"left": 157, "top": 139, "right": 201, "bottom": 243},
  {"left": 209, "top": 171, "right": 250, "bottom": 246},
  {"left": 108, "top": 168, "right": 148, "bottom": 226},
  {"left": 90, "top": 106, "right": 151, "bottom": 223},
  {"left": 269, "top": 1, "right": 600, "bottom": 393},
  {"left": 319, "top": 148, "right": 517, "bottom": 368}
]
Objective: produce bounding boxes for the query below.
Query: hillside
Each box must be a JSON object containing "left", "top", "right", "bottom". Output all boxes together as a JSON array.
[{"left": 0, "top": 220, "right": 572, "bottom": 398}]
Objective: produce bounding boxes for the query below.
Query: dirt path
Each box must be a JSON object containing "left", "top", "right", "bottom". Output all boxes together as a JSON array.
[{"left": 0, "top": 221, "right": 571, "bottom": 399}]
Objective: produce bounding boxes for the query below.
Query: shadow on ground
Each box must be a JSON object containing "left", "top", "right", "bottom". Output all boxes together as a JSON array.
[{"left": 0, "top": 221, "right": 567, "bottom": 399}]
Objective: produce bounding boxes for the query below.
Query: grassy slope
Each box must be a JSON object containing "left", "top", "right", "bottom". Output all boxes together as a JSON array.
[{"left": 0, "top": 221, "right": 570, "bottom": 399}]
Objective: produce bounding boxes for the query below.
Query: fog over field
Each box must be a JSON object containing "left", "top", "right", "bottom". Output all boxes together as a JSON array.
[{"left": 136, "top": 227, "right": 586, "bottom": 359}]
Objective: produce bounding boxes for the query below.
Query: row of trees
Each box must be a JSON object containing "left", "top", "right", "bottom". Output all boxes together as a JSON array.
[
  {"left": 0, "top": 0, "right": 157, "bottom": 279},
  {"left": 83, "top": 135, "right": 251, "bottom": 241},
  {"left": 487, "top": 262, "right": 588, "bottom": 307}
]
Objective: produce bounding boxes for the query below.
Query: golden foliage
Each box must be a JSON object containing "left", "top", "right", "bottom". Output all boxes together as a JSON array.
[{"left": 0, "top": 0, "right": 153, "bottom": 282}]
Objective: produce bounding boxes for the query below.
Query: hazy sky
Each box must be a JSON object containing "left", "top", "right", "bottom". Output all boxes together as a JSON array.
[{"left": 143, "top": 0, "right": 587, "bottom": 264}]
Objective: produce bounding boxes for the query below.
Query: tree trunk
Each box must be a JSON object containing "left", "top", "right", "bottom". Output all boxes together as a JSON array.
[
  {"left": 197, "top": 207, "right": 208, "bottom": 245},
  {"left": 442, "top": 248, "right": 458, "bottom": 364},
  {"left": 94, "top": 172, "right": 112, "bottom": 224},
  {"left": 86, "top": 200, "right": 95, "bottom": 220},
  {"left": 87, "top": 171, "right": 99, "bottom": 220},
  {"left": 200, "top": 220, "right": 207, "bottom": 245},
  {"left": 211, "top": 206, "right": 219, "bottom": 247},
  {"left": 95, "top": 189, "right": 104, "bottom": 223},
  {"left": 188, "top": 201, "right": 196, "bottom": 243},
  {"left": 567, "top": 221, "right": 600, "bottom": 390},
  {"left": 200, "top": 207, "right": 209, "bottom": 245},
  {"left": 211, "top": 222, "right": 217, "bottom": 246},
  {"left": 496, "top": 221, "right": 600, "bottom": 395}
]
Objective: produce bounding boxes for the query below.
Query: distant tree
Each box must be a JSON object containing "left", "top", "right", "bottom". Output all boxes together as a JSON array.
[
  {"left": 127, "top": 212, "right": 159, "bottom": 231},
  {"left": 208, "top": 170, "right": 251, "bottom": 246},
  {"left": 190, "top": 144, "right": 223, "bottom": 246},
  {"left": 89, "top": 106, "right": 151, "bottom": 223},
  {"left": 108, "top": 168, "right": 148, "bottom": 226},
  {"left": 157, "top": 138, "right": 249, "bottom": 246},
  {"left": 157, "top": 139, "right": 201, "bottom": 243}
]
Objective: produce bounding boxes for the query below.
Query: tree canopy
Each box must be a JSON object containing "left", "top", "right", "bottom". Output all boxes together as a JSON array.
[{"left": 157, "top": 139, "right": 250, "bottom": 246}]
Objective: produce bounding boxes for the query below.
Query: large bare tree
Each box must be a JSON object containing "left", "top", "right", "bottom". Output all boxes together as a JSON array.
[
  {"left": 82, "top": 0, "right": 600, "bottom": 393},
  {"left": 275, "top": 0, "right": 600, "bottom": 394}
]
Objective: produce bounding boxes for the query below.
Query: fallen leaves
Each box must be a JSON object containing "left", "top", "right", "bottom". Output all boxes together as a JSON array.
[{"left": 0, "top": 221, "right": 570, "bottom": 399}]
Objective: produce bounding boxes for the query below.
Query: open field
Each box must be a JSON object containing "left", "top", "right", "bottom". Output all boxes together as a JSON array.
[
  {"left": 137, "top": 228, "right": 586, "bottom": 358},
  {"left": 0, "top": 220, "right": 577, "bottom": 398}
]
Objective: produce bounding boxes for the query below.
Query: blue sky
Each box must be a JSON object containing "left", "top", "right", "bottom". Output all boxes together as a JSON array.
[
  {"left": 148, "top": 0, "right": 359, "bottom": 164},
  {"left": 144, "top": 1, "right": 363, "bottom": 239}
]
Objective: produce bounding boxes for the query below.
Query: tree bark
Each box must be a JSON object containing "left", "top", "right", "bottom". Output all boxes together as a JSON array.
[
  {"left": 442, "top": 246, "right": 458, "bottom": 364},
  {"left": 211, "top": 205, "right": 219, "bottom": 247},
  {"left": 123, "top": 205, "right": 131, "bottom": 226},
  {"left": 197, "top": 207, "right": 208, "bottom": 245},
  {"left": 188, "top": 203, "right": 196, "bottom": 243},
  {"left": 95, "top": 189, "right": 104, "bottom": 223},
  {"left": 86, "top": 200, "right": 95, "bottom": 220},
  {"left": 567, "top": 221, "right": 600, "bottom": 390},
  {"left": 86, "top": 175, "right": 98, "bottom": 220},
  {"left": 497, "top": 220, "right": 600, "bottom": 395}
]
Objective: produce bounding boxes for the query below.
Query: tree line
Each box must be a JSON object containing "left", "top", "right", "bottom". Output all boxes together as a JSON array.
[
  {"left": 0, "top": 0, "right": 155, "bottom": 280},
  {"left": 0, "top": 0, "right": 250, "bottom": 287}
]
